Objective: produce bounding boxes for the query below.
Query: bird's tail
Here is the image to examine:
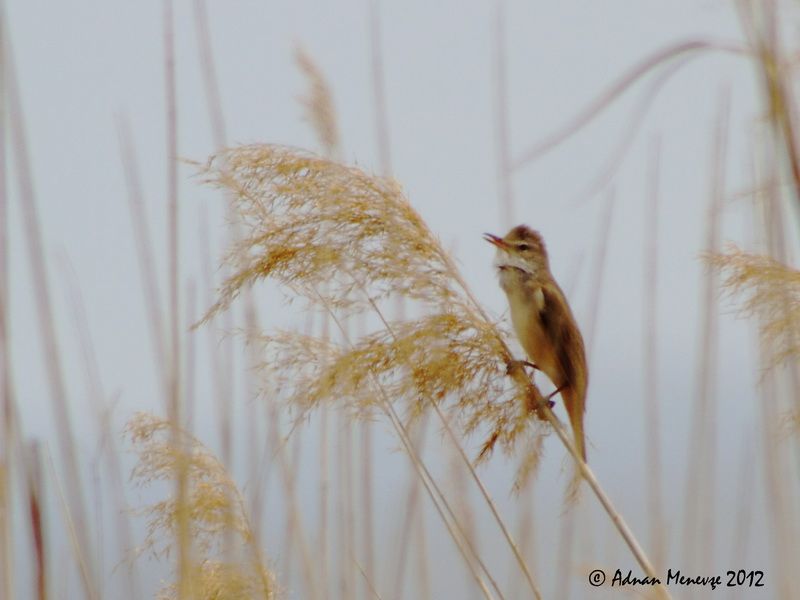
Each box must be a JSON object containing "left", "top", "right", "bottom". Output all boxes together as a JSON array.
[{"left": 563, "top": 386, "right": 586, "bottom": 463}]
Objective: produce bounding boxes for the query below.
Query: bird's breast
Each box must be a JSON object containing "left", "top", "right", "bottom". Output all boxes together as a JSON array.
[{"left": 499, "top": 271, "right": 558, "bottom": 380}]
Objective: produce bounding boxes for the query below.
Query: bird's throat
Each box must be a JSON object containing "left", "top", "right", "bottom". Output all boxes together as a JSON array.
[{"left": 493, "top": 251, "right": 537, "bottom": 277}]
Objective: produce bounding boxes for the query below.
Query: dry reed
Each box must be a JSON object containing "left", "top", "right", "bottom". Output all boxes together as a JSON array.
[
  {"left": 126, "top": 412, "right": 277, "bottom": 600},
  {"left": 196, "top": 144, "right": 547, "bottom": 482},
  {"left": 707, "top": 246, "right": 800, "bottom": 370}
]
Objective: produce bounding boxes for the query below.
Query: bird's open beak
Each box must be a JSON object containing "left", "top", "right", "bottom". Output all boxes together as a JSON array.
[{"left": 483, "top": 233, "right": 509, "bottom": 250}]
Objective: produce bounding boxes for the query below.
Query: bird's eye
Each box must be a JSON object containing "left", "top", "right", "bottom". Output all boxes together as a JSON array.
[{"left": 517, "top": 243, "right": 530, "bottom": 252}]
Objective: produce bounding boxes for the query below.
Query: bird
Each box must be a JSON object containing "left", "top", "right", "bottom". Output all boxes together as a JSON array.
[{"left": 484, "top": 225, "right": 588, "bottom": 462}]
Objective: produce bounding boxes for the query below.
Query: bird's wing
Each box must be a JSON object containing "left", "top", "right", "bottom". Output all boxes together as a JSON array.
[{"left": 537, "top": 281, "right": 587, "bottom": 390}]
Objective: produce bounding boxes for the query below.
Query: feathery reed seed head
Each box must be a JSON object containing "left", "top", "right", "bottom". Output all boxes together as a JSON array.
[
  {"left": 126, "top": 413, "right": 277, "bottom": 598},
  {"left": 296, "top": 47, "right": 340, "bottom": 157},
  {"left": 199, "top": 144, "right": 548, "bottom": 484},
  {"left": 706, "top": 245, "right": 800, "bottom": 369},
  {"left": 156, "top": 561, "right": 277, "bottom": 600}
]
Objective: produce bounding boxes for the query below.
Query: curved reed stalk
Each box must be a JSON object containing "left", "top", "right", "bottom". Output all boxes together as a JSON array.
[{"left": 511, "top": 38, "right": 746, "bottom": 171}]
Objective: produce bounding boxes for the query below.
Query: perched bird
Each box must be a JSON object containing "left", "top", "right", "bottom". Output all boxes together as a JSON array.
[{"left": 484, "top": 225, "right": 588, "bottom": 461}]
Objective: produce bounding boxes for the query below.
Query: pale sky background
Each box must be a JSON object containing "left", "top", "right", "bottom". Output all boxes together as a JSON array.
[{"left": 4, "top": 1, "right": 794, "bottom": 599}]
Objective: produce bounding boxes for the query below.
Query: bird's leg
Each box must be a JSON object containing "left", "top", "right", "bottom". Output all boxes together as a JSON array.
[
  {"left": 546, "top": 384, "right": 567, "bottom": 402},
  {"left": 506, "top": 359, "right": 540, "bottom": 376}
]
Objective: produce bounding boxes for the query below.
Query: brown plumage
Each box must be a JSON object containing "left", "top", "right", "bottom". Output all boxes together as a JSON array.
[{"left": 484, "top": 225, "right": 588, "bottom": 461}]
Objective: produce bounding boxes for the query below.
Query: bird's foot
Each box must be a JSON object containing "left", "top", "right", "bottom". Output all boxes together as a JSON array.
[{"left": 529, "top": 395, "right": 555, "bottom": 420}]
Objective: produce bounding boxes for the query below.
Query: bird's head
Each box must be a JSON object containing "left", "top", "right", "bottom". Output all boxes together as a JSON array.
[{"left": 483, "top": 225, "right": 549, "bottom": 274}]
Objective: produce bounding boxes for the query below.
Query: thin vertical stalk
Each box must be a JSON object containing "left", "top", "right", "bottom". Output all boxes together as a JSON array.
[
  {"left": 643, "top": 136, "right": 665, "bottom": 570},
  {"left": 391, "top": 414, "right": 431, "bottom": 600},
  {"left": 229, "top": 302, "right": 274, "bottom": 597},
  {"left": 0, "top": 446, "right": 12, "bottom": 600},
  {"left": 448, "top": 445, "right": 479, "bottom": 600},
  {"left": 242, "top": 291, "right": 268, "bottom": 591},
  {"left": 359, "top": 426, "right": 376, "bottom": 596},
  {"left": 358, "top": 325, "right": 375, "bottom": 599},
  {"left": 756, "top": 129, "right": 797, "bottom": 600},
  {"left": 162, "top": 3, "right": 190, "bottom": 598},
  {"left": 348, "top": 314, "right": 375, "bottom": 595},
  {"left": 339, "top": 410, "right": 356, "bottom": 599},
  {"left": 317, "top": 299, "right": 332, "bottom": 598},
  {"left": 758, "top": 368, "right": 794, "bottom": 600},
  {"left": 737, "top": 0, "right": 800, "bottom": 480},
  {"left": 0, "top": 5, "right": 13, "bottom": 596},
  {"left": 755, "top": 2, "right": 800, "bottom": 210},
  {"left": 682, "top": 90, "right": 728, "bottom": 587},
  {"left": 411, "top": 429, "right": 433, "bottom": 600},
  {"left": 193, "top": 0, "right": 235, "bottom": 474},
  {"left": 729, "top": 151, "right": 759, "bottom": 600},
  {"left": 184, "top": 283, "right": 197, "bottom": 434},
  {"left": 494, "top": 0, "right": 514, "bottom": 228},
  {"left": 192, "top": 0, "right": 227, "bottom": 148},
  {"left": 729, "top": 436, "right": 754, "bottom": 600},
  {"left": 273, "top": 406, "right": 320, "bottom": 600},
  {"left": 319, "top": 404, "right": 330, "bottom": 597},
  {"left": 365, "top": 8, "right": 394, "bottom": 589},
  {"left": 199, "top": 209, "right": 234, "bottom": 482},
  {"left": 584, "top": 190, "right": 615, "bottom": 358},
  {"left": 163, "top": 0, "right": 180, "bottom": 420},
  {"left": 5, "top": 18, "right": 98, "bottom": 599},
  {"left": 333, "top": 308, "right": 356, "bottom": 599},
  {"left": 553, "top": 500, "right": 577, "bottom": 600},
  {"left": 60, "top": 259, "right": 139, "bottom": 600},
  {"left": 26, "top": 444, "right": 46, "bottom": 600},
  {"left": 507, "top": 479, "right": 537, "bottom": 600},
  {"left": 368, "top": 0, "right": 392, "bottom": 176},
  {"left": 115, "top": 116, "right": 168, "bottom": 393}
]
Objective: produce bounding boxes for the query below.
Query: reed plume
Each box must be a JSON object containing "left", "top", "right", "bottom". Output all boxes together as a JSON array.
[
  {"left": 126, "top": 413, "right": 277, "bottom": 599},
  {"left": 196, "top": 144, "right": 549, "bottom": 484},
  {"left": 706, "top": 245, "right": 800, "bottom": 369},
  {"left": 296, "top": 47, "right": 340, "bottom": 158}
]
